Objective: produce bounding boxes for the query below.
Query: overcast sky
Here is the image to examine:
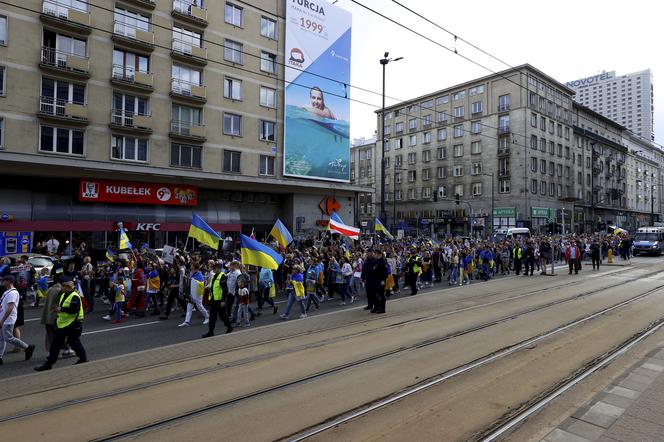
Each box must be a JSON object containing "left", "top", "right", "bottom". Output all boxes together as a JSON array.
[{"left": 337, "top": 0, "right": 662, "bottom": 145}]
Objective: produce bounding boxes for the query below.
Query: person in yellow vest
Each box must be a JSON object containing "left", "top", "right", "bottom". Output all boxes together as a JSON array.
[
  {"left": 202, "top": 262, "right": 233, "bottom": 338},
  {"left": 34, "top": 280, "right": 87, "bottom": 371}
]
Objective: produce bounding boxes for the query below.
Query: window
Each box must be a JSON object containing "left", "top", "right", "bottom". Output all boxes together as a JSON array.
[
  {"left": 531, "top": 179, "right": 538, "bottom": 194},
  {"left": 453, "top": 125, "right": 463, "bottom": 138},
  {"left": 112, "top": 49, "right": 149, "bottom": 82},
  {"left": 498, "top": 94, "right": 510, "bottom": 111},
  {"left": 469, "top": 85, "right": 484, "bottom": 96},
  {"left": 454, "top": 106, "right": 465, "bottom": 118},
  {"left": 499, "top": 158, "right": 510, "bottom": 176},
  {"left": 113, "top": 92, "right": 149, "bottom": 126},
  {"left": 437, "top": 111, "right": 448, "bottom": 123},
  {"left": 437, "top": 147, "right": 446, "bottom": 160},
  {"left": 549, "top": 120, "right": 554, "bottom": 134},
  {"left": 531, "top": 112, "right": 538, "bottom": 127},
  {"left": 471, "top": 141, "right": 481, "bottom": 154},
  {"left": 422, "top": 168, "right": 431, "bottom": 180},
  {"left": 472, "top": 182, "right": 482, "bottom": 196},
  {"left": 171, "top": 64, "right": 202, "bottom": 94},
  {"left": 531, "top": 157, "right": 537, "bottom": 172},
  {"left": 453, "top": 144, "right": 463, "bottom": 157},
  {"left": 0, "top": 15, "right": 7, "bottom": 45},
  {"left": 540, "top": 180, "right": 546, "bottom": 195},
  {"left": 540, "top": 137, "right": 546, "bottom": 152},
  {"left": 223, "top": 150, "right": 241, "bottom": 172},
  {"left": 549, "top": 141, "right": 555, "bottom": 155},
  {"left": 438, "top": 185, "right": 447, "bottom": 198},
  {"left": 540, "top": 116, "right": 546, "bottom": 130},
  {"left": 549, "top": 161, "right": 555, "bottom": 176},
  {"left": 112, "top": 135, "right": 148, "bottom": 162},
  {"left": 393, "top": 138, "right": 403, "bottom": 149},
  {"left": 170, "top": 143, "right": 201, "bottom": 168},
  {"left": 408, "top": 135, "right": 417, "bottom": 147},
  {"left": 395, "top": 154, "right": 402, "bottom": 167},
  {"left": 223, "top": 113, "right": 242, "bottom": 136},
  {"left": 409, "top": 118, "right": 417, "bottom": 130},
  {"left": 225, "top": 3, "right": 243, "bottom": 26},
  {"left": 540, "top": 159, "right": 546, "bottom": 174},
  {"left": 557, "top": 124, "right": 562, "bottom": 137},
  {"left": 453, "top": 90, "right": 465, "bottom": 100},
  {"left": 471, "top": 121, "right": 481, "bottom": 134},
  {"left": 0, "top": 117, "right": 4, "bottom": 148},
  {"left": 259, "top": 120, "right": 275, "bottom": 141},
  {"left": 499, "top": 179, "right": 510, "bottom": 193},
  {"left": 549, "top": 182, "right": 555, "bottom": 197},
  {"left": 395, "top": 122, "right": 404, "bottom": 133},
  {"left": 471, "top": 162, "right": 482, "bottom": 175},
  {"left": 422, "top": 150, "right": 431, "bottom": 162},
  {"left": 436, "top": 95, "right": 449, "bottom": 105},
  {"left": 259, "top": 86, "right": 276, "bottom": 108},
  {"left": 422, "top": 187, "right": 432, "bottom": 199},
  {"left": 453, "top": 165, "right": 464, "bottom": 177},
  {"left": 260, "top": 16, "right": 276, "bottom": 39},
  {"left": 422, "top": 132, "right": 431, "bottom": 144},
  {"left": 423, "top": 114, "right": 432, "bottom": 126},
  {"left": 421, "top": 99, "right": 433, "bottom": 109},
  {"left": 498, "top": 115, "right": 510, "bottom": 131},
  {"left": 437, "top": 167, "right": 446, "bottom": 179},
  {"left": 172, "top": 26, "right": 202, "bottom": 54},
  {"left": 224, "top": 77, "right": 242, "bottom": 100},
  {"left": 565, "top": 127, "right": 570, "bottom": 140},
  {"left": 407, "top": 188, "right": 416, "bottom": 200},
  {"left": 454, "top": 184, "right": 464, "bottom": 197},
  {"left": 407, "top": 152, "right": 416, "bottom": 164},
  {"left": 40, "top": 78, "right": 86, "bottom": 116},
  {"left": 114, "top": 7, "right": 150, "bottom": 39},
  {"left": 557, "top": 163, "right": 563, "bottom": 177},
  {"left": 39, "top": 125, "right": 84, "bottom": 155},
  {"left": 407, "top": 170, "right": 416, "bottom": 182},
  {"left": 366, "top": 164, "right": 372, "bottom": 177},
  {"left": 471, "top": 101, "right": 482, "bottom": 114},
  {"left": 224, "top": 39, "right": 243, "bottom": 64},
  {"left": 437, "top": 128, "right": 447, "bottom": 141},
  {"left": 395, "top": 190, "right": 403, "bottom": 201},
  {"left": 260, "top": 51, "right": 276, "bottom": 73},
  {"left": 395, "top": 171, "right": 402, "bottom": 183}
]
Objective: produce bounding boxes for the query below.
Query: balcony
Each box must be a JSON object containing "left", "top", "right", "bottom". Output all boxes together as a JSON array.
[
  {"left": 169, "top": 120, "right": 206, "bottom": 142},
  {"left": 109, "top": 109, "right": 153, "bottom": 134},
  {"left": 120, "top": 0, "right": 156, "bottom": 10},
  {"left": 171, "top": 40, "right": 208, "bottom": 66},
  {"left": 111, "top": 65, "right": 154, "bottom": 93},
  {"left": 498, "top": 169, "right": 511, "bottom": 178},
  {"left": 497, "top": 147, "right": 511, "bottom": 157},
  {"left": 38, "top": 96, "right": 88, "bottom": 125},
  {"left": 170, "top": 79, "right": 206, "bottom": 103},
  {"left": 454, "top": 116, "right": 464, "bottom": 122},
  {"left": 171, "top": 1, "right": 208, "bottom": 27},
  {"left": 40, "top": 47, "right": 90, "bottom": 79},
  {"left": 41, "top": 0, "right": 91, "bottom": 34},
  {"left": 497, "top": 125, "right": 510, "bottom": 135},
  {"left": 112, "top": 21, "right": 155, "bottom": 52},
  {"left": 436, "top": 119, "right": 448, "bottom": 126},
  {"left": 498, "top": 104, "right": 510, "bottom": 112}
]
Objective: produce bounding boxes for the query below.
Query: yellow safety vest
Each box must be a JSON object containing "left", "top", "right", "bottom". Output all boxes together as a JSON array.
[
  {"left": 513, "top": 248, "right": 522, "bottom": 259},
  {"left": 56, "top": 290, "right": 84, "bottom": 329},
  {"left": 211, "top": 271, "right": 226, "bottom": 301}
]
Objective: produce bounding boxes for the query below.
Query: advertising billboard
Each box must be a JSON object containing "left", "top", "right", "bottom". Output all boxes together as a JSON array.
[
  {"left": 79, "top": 179, "right": 198, "bottom": 206},
  {"left": 284, "top": 0, "right": 352, "bottom": 182}
]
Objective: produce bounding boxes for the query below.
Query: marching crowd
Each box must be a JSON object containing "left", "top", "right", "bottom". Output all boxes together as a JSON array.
[{"left": 0, "top": 232, "right": 635, "bottom": 369}]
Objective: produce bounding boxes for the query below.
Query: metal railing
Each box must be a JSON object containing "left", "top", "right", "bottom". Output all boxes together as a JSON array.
[
  {"left": 41, "top": 47, "right": 89, "bottom": 72},
  {"left": 170, "top": 119, "right": 204, "bottom": 137},
  {"left": 39, "top": 96, "right": 86, "bottom": 118},
  {"left": 42, "top": 0, "right": 89, "bottom": 18},
  {"left": 498, "top": 103, "right": 510, "bottom": 112},
  {"left": 112, "top": 64, "right": 152, "bottom": 84},
  {"left": 498, "top": 125, "right": 510, "bottom": 134},
  {"left": 171, "top": 38, "right": 204, "bottom": 57},
  {"left": 172, "top": 0, "right": 206, "bottom": 18},
  {"left": 111, "top": 109, "right": 150, "bottom": 128},
  {"left": 171, "top": 78, "right": 204, "bottom": 97},
  {"left": 113, "top": 20, "right": 152, "bottom": 40}
]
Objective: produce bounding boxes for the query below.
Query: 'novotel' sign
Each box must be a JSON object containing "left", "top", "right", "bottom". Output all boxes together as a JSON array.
[{"left": 566, "top": 71, "right": 615, "bottom": 88}]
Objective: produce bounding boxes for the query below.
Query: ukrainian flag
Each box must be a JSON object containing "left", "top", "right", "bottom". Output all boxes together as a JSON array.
[
  {"left": 106, "top": 247, "right": 117, "bottom": 262},
  {"left": 188, "top": 214, "right": 221, "bottom": 250},
  {"left": 240, "top": 234, "right": 284, "bottom": 270},
  {"left": 119, "top": 228, "right": 133, "bottom": 250},
  {"left": 374, "top": 217, "right": 394, "bottom": 240},
  {"left": 270, "top": 219, "right": 293, "bottom": 248}
]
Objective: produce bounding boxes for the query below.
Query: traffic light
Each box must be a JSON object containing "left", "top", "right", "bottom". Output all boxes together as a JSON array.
[{"left": 455, "top": 193, "right": 460, "bottom": 205}]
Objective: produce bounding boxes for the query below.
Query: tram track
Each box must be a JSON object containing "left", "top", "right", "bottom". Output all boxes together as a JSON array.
[
  {"left": 0, "top": 266, "right": 657, "bottom": 426},
  {"left": 70, "top": 277, "right": 664, "bottom": 440}
]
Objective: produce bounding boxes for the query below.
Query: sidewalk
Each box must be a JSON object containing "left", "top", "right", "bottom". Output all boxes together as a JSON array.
[{"left": 540, "top": 348, "right": 664, "bottom": 442}]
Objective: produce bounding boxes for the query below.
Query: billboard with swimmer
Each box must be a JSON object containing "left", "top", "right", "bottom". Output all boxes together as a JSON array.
[{"left": 284, "top": 0, "right": 352, "bottom": 182}]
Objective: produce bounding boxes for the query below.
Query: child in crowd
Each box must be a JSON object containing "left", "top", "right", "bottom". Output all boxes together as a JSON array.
[
  {"left": 236, "top": 278, "right": 250, "bottom": 327},
  {"left": 112, "top": 283, "right": 126, "bottom": 324},
  {"left": 34, "top": 268, "right": 50, "bottom": 308}
]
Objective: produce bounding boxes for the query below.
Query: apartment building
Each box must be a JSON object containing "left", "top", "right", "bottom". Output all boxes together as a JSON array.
[
  {"left": 567, "top": 69, "right": 655, "bottom": 142},
  {"left": 0, "top": 0, "right": 362, "bottom": 250},
  {"left": 349, "top": 141, "right": 377, "bottom": 227},
  {"left": 374, "top": 64, "right": 661, "bottom": 236}
]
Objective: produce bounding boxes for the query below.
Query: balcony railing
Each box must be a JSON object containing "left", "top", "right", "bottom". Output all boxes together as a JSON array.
[
  {"left": 112, "top": 65, "right": 154, "bottom": 89},
  {"left": 172, "top": 0, "right": 208, "bottom": 25},
  {"left": 170, "top": 78, "right": 206, "bottom": 100},
  {"left": 39, "top": 96, "right": 88, "bottom": 120},
  {"left": 497, "top": 147, "right": 511, "bottom": 156},
  {"left": 498, "top": 103, "right": 510, "bottom": 112},
  {"left": 170, "top": 119, "right": 205, "bottom": 139},
  {"left": 113, "top": 20, "right": 154, "bottom": 47},
  {"left": 111, "top": 109, "right": 152, "bottom": 130},
  {"left": 42, "top": 0, "right": 90, "bottom": 28},
  {"left": 497, "top": 125, "right": 510, "bottom": 135},
  {"left": 40, "top": 47, "right": 90, "bottom": 75},
  {"left": 171, "top": 39, "right": 207, "bottom": 63}
]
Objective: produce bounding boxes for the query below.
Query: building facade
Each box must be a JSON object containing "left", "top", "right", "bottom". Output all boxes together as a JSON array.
[
  {"left": 0, "top": 0, "right": 364, "bottom": 254},
  {"left": 372, "top": 64, "right": 662, "bottom": 237},
  {"left": 349, "top": 140, "right": 377, "bottom": 229},
  {"left": 567, "top": 69, "right": 654, "bottom": 142}
]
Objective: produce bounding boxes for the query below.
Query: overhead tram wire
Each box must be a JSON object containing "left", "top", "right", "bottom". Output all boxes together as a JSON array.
[{"left": 348, "top": 0, "right": 664, "bottom": 151}]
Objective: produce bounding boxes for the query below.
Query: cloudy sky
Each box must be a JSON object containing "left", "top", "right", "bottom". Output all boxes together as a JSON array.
[{"left": 335, "top": 0, "right": 662, "bottom": 145}]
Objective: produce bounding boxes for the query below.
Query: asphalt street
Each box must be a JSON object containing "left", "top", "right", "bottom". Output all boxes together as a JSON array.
[{"left": 0, "top": 259, "right": 627, "bottom": 378}]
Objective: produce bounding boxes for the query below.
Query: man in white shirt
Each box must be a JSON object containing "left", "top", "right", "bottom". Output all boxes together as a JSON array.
[
  {"left": 0, "top": 276, "right": 35, "bottom": 365},
  {"left": 46, "top": 237, "right": 60, "bottom": 255}
]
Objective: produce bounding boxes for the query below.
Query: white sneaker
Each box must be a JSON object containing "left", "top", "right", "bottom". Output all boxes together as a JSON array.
[
  {"left": 102, "top": 315, "right": 111, "bottom": 321},
  {"left": 299, "top": 313, "right": 308, "bottom": 319},
  {"left": 178, "top": 322, "right": 190, "bottom": 327},
  {"left": 280, "top": 314, "right": 288, "bottom": 319},
  {"left": 203, "top": 319, "right": 209, "bottom": 325}
]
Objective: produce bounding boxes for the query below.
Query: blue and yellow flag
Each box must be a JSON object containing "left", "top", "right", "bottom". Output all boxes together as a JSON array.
[
  {"left": 270, "top": 219, "right": 293, "bottom": 248},
  {"left": 374, "top": 218, "right": 394, "bottom": 240},
  {"left": 106, "top": 247, "right": 117, "bottom": 262},
  {"left": 188, "top": 213, "right": 221, "bottom": 250},
  {"left": 240, "top": 234, "right": 284, "bottom": 270},
  {"left": 119, "top": 228, "right": 133, "bottom": 250}
]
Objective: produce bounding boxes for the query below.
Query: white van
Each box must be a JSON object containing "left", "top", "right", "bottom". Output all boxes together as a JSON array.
[{"left": 492, "top": 227, "right": 531, "bottom": 241}]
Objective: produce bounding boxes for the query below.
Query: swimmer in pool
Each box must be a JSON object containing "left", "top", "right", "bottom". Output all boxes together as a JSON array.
[{"left": 304, "top": 87, "right": 336, "bottom": 120}]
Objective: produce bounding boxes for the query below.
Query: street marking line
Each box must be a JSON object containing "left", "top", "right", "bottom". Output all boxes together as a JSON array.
[{"left": 83, "top": 321, "right": 161, "bottom": 336}]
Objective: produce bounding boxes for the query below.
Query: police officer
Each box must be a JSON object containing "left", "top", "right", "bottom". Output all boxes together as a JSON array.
[
  {"left": 368, "top": 250, "right": 388, "bottom": 314},
  {"left": 523, "top": 241, "right": 535, "bottom": 276},
  {"left": 512, "top": 242, "right": 523, "bottom": 275},
  {"left": 361, "top": 250, "right": 376, "bottom": 311},
  {"left": 202, "top": 262, "right": 233, "bottom": 338},
  {"left": 34, "top": 280, "right": 87, "bottom": 371},
  {"left": 405, "top": 251, "right": 422, "bottom": 296}
]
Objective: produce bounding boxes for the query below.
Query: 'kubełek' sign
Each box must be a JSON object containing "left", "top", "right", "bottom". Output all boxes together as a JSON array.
[{"left": 79, "top": 179, "right": 198, "bottom": 206}]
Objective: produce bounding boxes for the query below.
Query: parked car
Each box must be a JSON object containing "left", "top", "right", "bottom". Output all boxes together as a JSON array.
[{"left": 5, "top": 253, "right": 54, "bottom": 275}]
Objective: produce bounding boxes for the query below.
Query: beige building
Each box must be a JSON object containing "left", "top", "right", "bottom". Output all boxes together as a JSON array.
[
  {"left": 0, "top": 0, "right": 364, "bottom": 251},
  {"left": 349, "top": 140, "right": 377, "bottom": 228},
  {"left": 372, "top": 64, "right": 661, "bottom": 236}
]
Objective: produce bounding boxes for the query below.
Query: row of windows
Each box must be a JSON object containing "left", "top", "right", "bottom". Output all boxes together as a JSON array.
[
  {"left": 529, "top": 179, "right": 566, "bottom": 198},
  {"left": 390, "top": 180, "right": 511, "bottom": 202},
  {"left": 385, "top": 88, "right": 504, "bottom": 120},
  {"left": 386, "top": 118, "right": 507, "bottom": 147},
  {"left": 27, "top": 124, "right": 276, "bottom": 174}
]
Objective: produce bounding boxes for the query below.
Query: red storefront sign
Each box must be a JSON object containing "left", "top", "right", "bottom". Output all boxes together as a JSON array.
[{"left": 79, "top": 179, "right": 198, "bottom": 206}]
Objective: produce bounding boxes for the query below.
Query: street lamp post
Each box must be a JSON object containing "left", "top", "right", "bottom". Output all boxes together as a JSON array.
[
  {"left": 380, "top": 52, "right": 402, "bottom": 227},
  {"left": 482, "top": 172, "right": 495, "bottom": 237},
  {"left": 393, "top": 162, "right": 407, "bottom": 232}
]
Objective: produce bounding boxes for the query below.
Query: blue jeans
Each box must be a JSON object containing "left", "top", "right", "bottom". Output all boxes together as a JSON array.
[
  {"left": 283, "top": 290, "right": 306, "bottom": 317},
  {"left": 114, "top": 301, "right": 123, "bottom": 321},
  {"left": 449, "top": 266, "right": 458, "bottom": 284}
]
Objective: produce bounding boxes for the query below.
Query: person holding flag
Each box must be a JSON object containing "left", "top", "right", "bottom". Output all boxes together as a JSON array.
[
  {"left": 188, "top": 214, "right": 221, "bottom": 250},
  {"left": 239, "top": 234, "right": 284, "bottom": 270},
  {"left": 270, "top": 219, "right": 294, "bottom": 249},
  {"left": 178, "top": 263, "right": 209, "bottom": 327},
  {"left": 118, "top": 223, "right": 133, "bottom": 250},
  {"left": 374, "top": 218, "right": 394, "bottom": 240}
]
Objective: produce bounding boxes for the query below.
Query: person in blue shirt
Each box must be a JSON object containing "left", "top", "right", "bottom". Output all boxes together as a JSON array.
[
  {"left": 258, "top": 267, "right": 278, "bottom": 315},
  {"left": 33, "top": 268, "right": 50, "bottom": 308}
]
